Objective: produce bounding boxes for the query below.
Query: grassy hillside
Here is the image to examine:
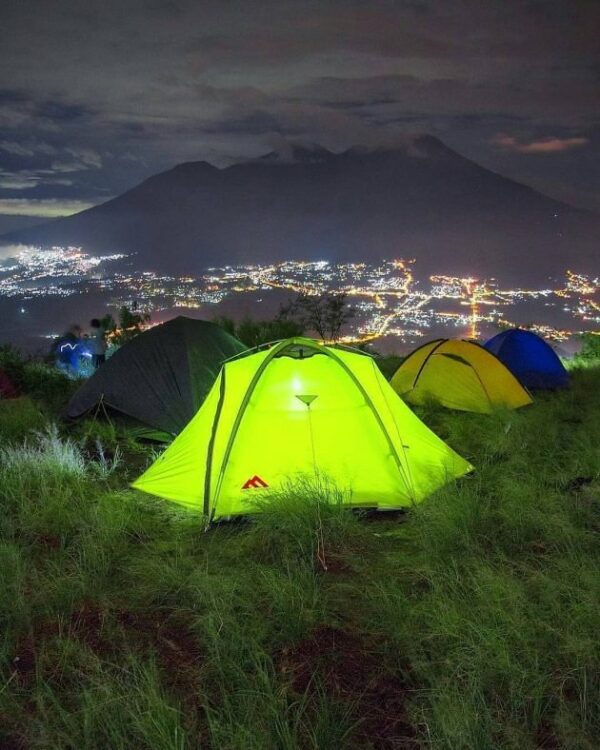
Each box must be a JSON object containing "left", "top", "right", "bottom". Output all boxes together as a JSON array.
[{"left": 0, "top": 362, "right": 598, "bottom": 749}]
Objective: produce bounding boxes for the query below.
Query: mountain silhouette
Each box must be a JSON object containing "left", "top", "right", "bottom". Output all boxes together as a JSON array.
[{"left": 3, "top": 136, "right": 597, "bottom": 283}]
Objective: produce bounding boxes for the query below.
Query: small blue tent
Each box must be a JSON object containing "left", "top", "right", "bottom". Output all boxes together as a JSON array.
[{"left": 484, "top": 329, "right": 569, "bottom": 390}]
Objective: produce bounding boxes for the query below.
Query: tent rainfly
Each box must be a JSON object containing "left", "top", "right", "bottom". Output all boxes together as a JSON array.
[
  {"left": 65, "top": 317, "right": 246, "bottom": 435},
  {"left": 133, "top": 338, "right": 472, "bottom": 520},
  {"left": 390, "top": 339, "right": 533, "bottom": 413},
  {"left": 484, "top": 329, "right": 569, "bottom": 390}
]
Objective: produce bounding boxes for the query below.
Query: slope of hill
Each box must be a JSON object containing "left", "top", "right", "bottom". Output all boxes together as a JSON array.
[
  {"left": 3, "top": 136, "right": 598, "bottom": 283},
  {"left": 0, "top": 352, "right": 598, "bottom": 749}
]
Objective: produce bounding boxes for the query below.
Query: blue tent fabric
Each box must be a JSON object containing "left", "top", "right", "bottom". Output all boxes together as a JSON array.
[{"left": 484, "top": 329, "right": 569, "bottom": 390}]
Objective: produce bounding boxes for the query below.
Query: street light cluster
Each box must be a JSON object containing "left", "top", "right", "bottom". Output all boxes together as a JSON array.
[{"left": 1, "top": 245, "right": 597, "bottom": 346}]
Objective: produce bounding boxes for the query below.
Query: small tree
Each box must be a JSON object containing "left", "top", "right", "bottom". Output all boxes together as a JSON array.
[
  {"left": 212, "top": 315, "right": 237, "bottom": 338},
  {"left": 323, "top": 293, "right": 354, "bottom": 342},
  {"left": 289, "top": 294, "right": 326, "bottom": 339},
  {"left": 288, "top": 292, "right": 354, "bottom": 342},
  {"left": 101, "top": 306, "right": 150, "bottom": 345},
  {"left": 576, "top": 332, "right": 600, "bottom": 361},
  {"left": 227, "top": 315, "right": 304, "bottom": 348},
  {"left": 236, "top": 318, "right": 263, "bottom": 348},
  {"left": 100, "top": 313, "right": 117, "bottom": 337}
]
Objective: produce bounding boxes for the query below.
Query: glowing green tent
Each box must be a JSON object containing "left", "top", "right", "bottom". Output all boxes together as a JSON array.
[{"left": 133, "top": 338, "right": 472, "bottom": 519}]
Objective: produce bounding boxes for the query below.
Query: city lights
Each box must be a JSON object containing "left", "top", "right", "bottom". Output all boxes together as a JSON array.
[{"left": 0, "top": 246, "right": 598, "bottom": 347}]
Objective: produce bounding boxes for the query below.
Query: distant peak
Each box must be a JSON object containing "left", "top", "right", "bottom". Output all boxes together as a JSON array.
[
  {"left": 345, "top": 135, "right": 456, "bottom": 159},
  {"left": 254, "top": 135, "right": 460, "bottom": 166},
  {"left": 140, "top": 159, "right": 219, "bottom": 189},
  {"left": 410, "top": 135, "right": 455, "bottom": 157},
  {"left": 258, "top": 141, "right": 336, "bottom": 164},
  {"left": 291, "top": 143, "right": 335, "bottom": 162},
  {"left": 168, "top": 160, "right": 218, "bottom": 174}
]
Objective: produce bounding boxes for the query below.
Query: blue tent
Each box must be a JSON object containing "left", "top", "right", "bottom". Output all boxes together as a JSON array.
[{"left": 484, "top": 329, "right": 569, "bottom": 390}]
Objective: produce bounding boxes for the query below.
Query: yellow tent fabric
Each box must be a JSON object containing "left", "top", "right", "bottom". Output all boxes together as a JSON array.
[
  {"left": 391, "top": 339, "right": 532, "bottom": 413},
  {"left": 133, "top": 338, "right": 472, "bottom": 519}
]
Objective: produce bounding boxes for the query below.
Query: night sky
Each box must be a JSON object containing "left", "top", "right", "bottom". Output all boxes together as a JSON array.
[{"left": 0, "top": 0, "right": 598, "bottom": 234}]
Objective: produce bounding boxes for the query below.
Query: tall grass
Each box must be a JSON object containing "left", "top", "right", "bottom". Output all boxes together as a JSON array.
[{"left": 0, "top": 366, "right": 598, "bottom": 748}]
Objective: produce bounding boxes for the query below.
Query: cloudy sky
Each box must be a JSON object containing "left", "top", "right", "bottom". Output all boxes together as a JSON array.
[{"left": 0, "top": 0, "right": 598, "bottom": 233}]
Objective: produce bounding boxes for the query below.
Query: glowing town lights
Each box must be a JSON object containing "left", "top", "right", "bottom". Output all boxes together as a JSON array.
[
  {"left": 565, "top": 270, "right": 599, "bottom": 296},
  {"left": 0, "top": 247, "right": 596, "bottom": 346}
]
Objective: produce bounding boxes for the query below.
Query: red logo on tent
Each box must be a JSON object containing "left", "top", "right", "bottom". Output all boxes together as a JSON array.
[{"left": 242, "top": 475, "right": 268, "bottom": 490}]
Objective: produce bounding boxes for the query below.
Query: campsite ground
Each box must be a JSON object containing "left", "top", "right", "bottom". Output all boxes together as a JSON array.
[{"left": 0, "top": 355, "right": 598, "bottom": 749}]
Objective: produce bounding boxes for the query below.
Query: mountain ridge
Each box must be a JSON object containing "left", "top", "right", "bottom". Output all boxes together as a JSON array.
[{"left": 2, "top": 136, "right": 597, "bottom": 283}]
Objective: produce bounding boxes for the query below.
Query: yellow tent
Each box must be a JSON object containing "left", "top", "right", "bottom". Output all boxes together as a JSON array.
[
  {"left": 391, "top": 339, "right": 532, "bottom": 413},
  {"left": 133, "top": 338, "right": 472, "bottom": 519}
]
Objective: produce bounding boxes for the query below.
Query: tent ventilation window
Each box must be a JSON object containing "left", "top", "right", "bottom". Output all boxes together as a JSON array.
[
  {"left": 276, "top": 345, "right": 323, "bottom": 360},
  {"left": 438, "top": 352, "right": 471, "bottom": 367}
]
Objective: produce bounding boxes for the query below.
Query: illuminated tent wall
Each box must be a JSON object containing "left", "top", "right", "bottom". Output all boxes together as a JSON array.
[
  {"left": 391, "top": 339, "right": 532, "bottom": 413},
  {"left": 66, "top": 317, "right": 246, "bottom": 435},
  {"left": 484, "top": 329, "right": 569, "bottom": 390},
  {"left": 133, "top": 338, "right": 472, "bottom": 520}
]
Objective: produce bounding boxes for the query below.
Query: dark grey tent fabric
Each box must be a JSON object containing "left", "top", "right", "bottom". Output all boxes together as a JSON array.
[{"left": 65, "top": 317, "right": 246, "bottom": 434}]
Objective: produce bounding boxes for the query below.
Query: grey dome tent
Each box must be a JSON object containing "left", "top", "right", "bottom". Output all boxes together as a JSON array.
[{"left": 65, "top": 317, "right": 246, "bottom": 436}]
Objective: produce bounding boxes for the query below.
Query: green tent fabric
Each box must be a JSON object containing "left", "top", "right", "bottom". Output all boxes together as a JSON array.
[
  {"left": 133, "top": 338, "right": 472, "bottom": 519},
  {"left": 65, "top": 317, "right": 246, "bottom": 435}
]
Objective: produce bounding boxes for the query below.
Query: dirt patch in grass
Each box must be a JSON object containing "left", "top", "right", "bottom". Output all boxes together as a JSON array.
[
  {"left": 564, "top": 475, "right": 594, "bottom": 493},
  {"left": 68, "top": 603, "right": 113, "bottom": 654},
  {"left": 116, "top": 609, "right": 204, "bottom": 699},
  {"left": 278, "top": 625, "right": 418, "bottom": 749},
  {"left": 0, "top": 727, "right": 30, "bottom": 750},
  {"left": 11, "top": 638, "right": 37, "bottom": 685},
  {"left": 115, "top": 608, "right": 207, "bottom": 740},
  {"left": 535, "top": 721, "right": 561, "bottom": 749},
  {"left": 319, "top": 552, "right": 356, "bottom": 576},
  {"left": 11, "top": 604, "right": 204, "bottom": 698},
  {"left": 11, "top": 602, "right": 112, "bottom": 687},
  {"left": 9, "top": 604, "right": 207, "bottom": 744},
  {"left": 360, "top": 509, "right": 409, "bottom": 525},
  {"left": 34, "top": 533, "right": 62, "bottom": 550}
]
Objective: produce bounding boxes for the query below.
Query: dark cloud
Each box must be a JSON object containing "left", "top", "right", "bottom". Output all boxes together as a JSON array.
[
  {"left": 36, "top": 101, "right": 90, "bottom": 122},
  {"left": 0, "top": 171, "right": 40, "bottom": 190},
  {"left": 0, "top": 0, "right": 598, "bottom": 218}
]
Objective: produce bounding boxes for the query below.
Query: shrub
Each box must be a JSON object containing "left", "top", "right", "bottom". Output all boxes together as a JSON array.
[
  {"left": 374, "top": 353, "right": 404, "bottom": 380},
  {"left": 575, "top": 332, "right": 600, "bottom": 362},
  {"left": 0, "top": 345, "right": 77, "bottom": 411},
  {"left": 0, "top": 397, "right": 46, "bottom": 443}
]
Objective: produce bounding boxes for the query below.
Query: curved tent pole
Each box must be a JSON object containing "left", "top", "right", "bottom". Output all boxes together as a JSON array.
[
  {"left": 409, "top": 339, "right": 446, "bottom": 390},
  {"left": 210, "top": 337, "right": 413, "bottom": 518},
  {"left": 323, "top": 346, "right": 413, "bottom": 496},
  {"left": 329, "top": 342, "right": 374, "bottom": 357},
  {"left": 461, "top": 339, "right": 526, "bottom": 406},
  {"left": 465, "top": 358, "right": 493, "bottom": 407},
  {"left": 203, "top": 370, "right": 227, "bottom": 517},
  {"left": 370, "top": 358, "right": 417, "bottom": 496},
  {"left": 210, "top": 338, "right": 302, "bottom": 517},
  {"left": 220, "top": 338, "right": 284, "bottom": 365},
  {"left": 221, "top": 337, "right": 377, "bottom": 366},
  {"left": 390, "top": 338, "right": 445, "bottom": 392},
  {"left": 467, "top": 337, "right": 533, "bottom": 398}
]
